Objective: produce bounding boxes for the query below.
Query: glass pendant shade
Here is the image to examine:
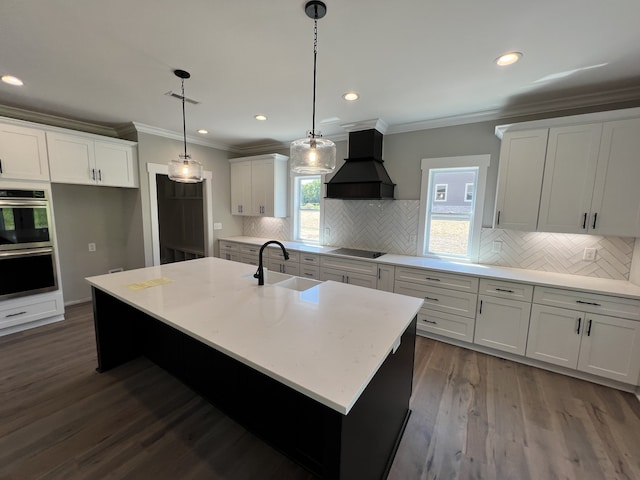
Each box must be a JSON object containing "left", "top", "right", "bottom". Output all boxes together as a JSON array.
[
  {"left": 168, "top": 155, "right": 203, "bottom": 183},
  {"left": 291, "top": 135, "right": 336, "bottom": 174}
]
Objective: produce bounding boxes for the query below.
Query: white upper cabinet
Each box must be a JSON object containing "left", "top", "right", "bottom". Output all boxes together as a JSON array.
[
  {"left": 0, "top": 123, "right": 50, "bottom": 181},
  {"left": 229, "top": 154, "right": 288, "bottom": 217},
  {"left": 496, "top": 111, "right": 640, "bottom": 236},
  {"left": 47, "top": 132, "right": 138, "bottom": 188},
  {"left": 589, "top": 118, "right": 640, "bottom": 237},
  {"left": 537, "top": 124, "right": 602, "bottom": 233},
  {"left": 493, "top": 129, "right": 548, "bottom": 231}
]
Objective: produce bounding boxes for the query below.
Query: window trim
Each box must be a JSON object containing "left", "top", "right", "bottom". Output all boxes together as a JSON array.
[
  {"left": 291, "top": 173, "right": 325, "bottom": 244},
  {"left": 417, "top": 155, "right": 490, "bottom": 262}
]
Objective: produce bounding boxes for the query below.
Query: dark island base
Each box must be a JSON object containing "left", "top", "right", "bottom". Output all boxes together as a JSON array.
[{"left": 92, "top": 287, "right": 417, "bottom": 480}]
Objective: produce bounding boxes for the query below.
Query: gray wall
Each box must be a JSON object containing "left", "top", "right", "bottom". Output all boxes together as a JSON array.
[
  {"left": 51, "top": 184, "right": 144, "bottom": 303},
  {"left": 136, "top": 132, "right": 243, "bottom": 265}
]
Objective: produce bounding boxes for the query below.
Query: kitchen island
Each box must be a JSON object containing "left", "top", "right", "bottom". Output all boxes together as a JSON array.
[{"left": 87, "top": 257, "right": 423, "bottom": 479}]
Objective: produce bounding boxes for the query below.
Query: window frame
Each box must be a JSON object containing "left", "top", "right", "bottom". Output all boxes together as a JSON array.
[
  {"left": 434, "top": 184, "right": 448, "bottom": 202},
  {"left": 417, "top": 155, "right": 490, "bottom": 262},
  {"left": 464, "top": 182, "right": 474, "bottom": 202},
  {"left": 291, "top": 173, "right": 325, "bottom": 244}
]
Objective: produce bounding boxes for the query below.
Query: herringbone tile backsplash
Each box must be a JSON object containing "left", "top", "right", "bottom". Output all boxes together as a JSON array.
[{"left": 243, "top": 200, "right": 635, "bottom": 280}]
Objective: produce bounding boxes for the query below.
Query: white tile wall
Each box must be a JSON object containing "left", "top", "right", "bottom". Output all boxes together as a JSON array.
[{"left": 243, "top": 202, "right": 636, "bottom": 280}]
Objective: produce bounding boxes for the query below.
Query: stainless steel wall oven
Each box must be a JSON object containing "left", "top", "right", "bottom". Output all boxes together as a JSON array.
[{"left": 0, "top": 189, "right": 58, "bottom": 299}]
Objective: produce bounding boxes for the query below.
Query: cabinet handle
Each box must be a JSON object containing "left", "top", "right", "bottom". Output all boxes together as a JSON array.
[
  {"left": 378, "top": 268, "right": 381, "bottom": 280},
  {"left": 341, "top": 275, "right": 345, "bottom": 283},
  {"left": 91, "top": 168, "right": 96, "bottom": 180},
  {"left": 479, "top": 300, "right": 483, "bottom": 314},
  {"left": 5, "top": 311, "right": 27, "bottom": 318},
  {"left": 98, "top": 169, "right": 102, "bottom": 181},
  {"left": 346, "top": 275, "right": 350, "bottom": 284},
  {"left": 424, "top": 296, "right": 439, "bottom": 302},
  {"left": 576, "top": 300, "right": 601, "bottom": 307},
  {"left": 0, "top": 159, "right": 3, "bottom": 173},
  {"left": 495, "top": 288, "right": 514, "bottom": 293},
  {"left": 425, "top": 277, "right": 441, "bottom": 282},
  {"left": 576, "top": 317, "right": 582, "bottom": 334},
  {"left": 592, "top": 213, "right": 598, "bottom": 229},
  {"left": 587, "top": 319, "right": 592, "bottom": 336},
  {"left": 304, "top": 273, "right": 313, "bottom": 277},
  {"left": 304, "top": 257, "right": 313, "bottom": 261},
  {"left": 423, "top": 319, "right": 438, "bottom": 325},
  {"left": 496, "top": 210, "right": 501, "bottom": 225},
  {"left": 582, "top": 212, "right": 588, "bottom": 229}
]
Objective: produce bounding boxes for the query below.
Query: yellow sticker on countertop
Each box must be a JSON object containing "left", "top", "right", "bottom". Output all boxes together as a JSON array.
[{"left": 127, "top": 277, "right": 173, "bottom": 290}]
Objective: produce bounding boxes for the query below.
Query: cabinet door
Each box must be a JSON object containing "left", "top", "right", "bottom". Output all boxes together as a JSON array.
[
  {"left": 526, "top": 304, "right": 582, "bottom": 368},
  {"left": 252, "top": 159, "right": 274, "bottom": 216},
  {"left": 589, "top": 118, "right": 640, "bottom": 237},
  {"left": 47, "top": 132, "right": 96, "bottom": 184},
  {"left": 537, "top": 124, "right": 602, "bottom": 233},
  {"left": 319, "top": 267, "right": 346, "bottom": 283},
  {"left": 494, "top": 129, "right": 548, "bottom": 231},
  {"left": 346, "top": 272, "right": 377, "bottom": 289},
  {"left": 0, "top": 124, "right": 49, "bottom": 180},
  {"left": 474, "top": 295, "right": 531, "bottom": 355},
  {"left": 376, "top": 264, "right": 395, "bottom": 292},
  {"left": 230, "top": 161, "right": 251, "bottom": 215},
  {"left": 94, "top": 141, "right": 137, "bottom": 187},
  {"left": 577, "top": 313, "right": 640, "bottom": 383}
]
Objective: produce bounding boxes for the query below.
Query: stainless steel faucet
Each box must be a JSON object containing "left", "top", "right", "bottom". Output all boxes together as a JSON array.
[{"left": 254, "top": 240, "right": 289, "bottom": 285}]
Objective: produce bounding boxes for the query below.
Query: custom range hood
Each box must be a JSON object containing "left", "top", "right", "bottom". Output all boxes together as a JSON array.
[{"left": 325, "top": 125, "right": 395, "bottom": 200}]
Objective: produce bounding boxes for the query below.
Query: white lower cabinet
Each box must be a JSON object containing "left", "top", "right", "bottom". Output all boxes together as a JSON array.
[
  {"left": 268, "top": 259, "right": 300, "bottom": 276},
  {"left": 417, "top": 310, "right": 475, "bottom": 343},
  {"left": 319, "top": 256, "right": 378, "bottom": 289},
  {"left": 527, "top": 304, "right": 640, "bottom": 383},
  {"left": 376, "top": 264, "right": 395, "bottom": 292},
  {"left": 474, "top": 295, "right": 531, "bottom": 355}
]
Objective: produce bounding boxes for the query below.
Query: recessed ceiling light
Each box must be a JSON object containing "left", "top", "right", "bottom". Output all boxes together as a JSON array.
[
  {"left": 1, "top": 75, "right": 24, "bottom": 86},
  {"left": 255, "top": 114, "right": 267, "bottom": 121},
  {"left": 197, "top": 129, "right": 208, "bottom": 134},
  {"left": 342, "top": 92, "right": 359, "bottom": 101},
  {"left": 495, "top": 52, "right": 523, "bottom": 66}
]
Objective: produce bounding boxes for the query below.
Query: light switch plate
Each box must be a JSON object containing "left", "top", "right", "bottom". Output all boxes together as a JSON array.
[
  {"left": 492, "top": 241, "right": 503, "bottom": 253},
  {"left": 213, "top": 222, "right": 222, "bottom": 230}
]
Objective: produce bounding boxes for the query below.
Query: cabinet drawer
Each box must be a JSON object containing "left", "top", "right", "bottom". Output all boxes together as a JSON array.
[
  {"left": 299, "top": 253, "right": 320, "bottom": 265},
  {"left": 395, "top": 267, "right": 478, "bottom": 293},
  {"left": 268, "top": 248, "right": 299, "bottom": 262},
  {"left": 479, "top": 278, "right": 533, "bottom": 302},
  {"left": 320, "top": 267, "right": 376, "bottom": 288},
  {"left": 219, "top": 241, "right": 239, "bottom": 253},
  {"left": 0, "top": 297, "right": 62, "bottom": 329},
  {"left": 300, "top": 265, "right": 320, "bottom": 279},
  {"left": 268, "top": 260, "right": 300, "bottom": 276},
  {"left": 240, "top": 254, "right": 259, "bottom": 266},
  {"left": 395, "top": 281, "right": 477, "bottom": 318},
  {"left": 533, "top": 286, "right": 640, "bottom": 321},
  {"left": 320, "top": 256, "right": 378, "bottom": 276},
  {"left": 240, "top": 244, "right": 261, "bottom": 255},
  {"left": 416, "top": 309, "right": 475, "bottom": 343}
]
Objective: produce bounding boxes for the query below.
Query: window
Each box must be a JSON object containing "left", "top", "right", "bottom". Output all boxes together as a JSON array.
[
  {"left": 418, "top": 155, "right": 490, "bottom": 261},
  {"left": 292, "top": 175, "right": 322, "bottom": 243},
  {"left": 434, "top": 184, "right": 448, "bottom": 201},
  {"left": 465, "top": 183, "right": 474, "bottom": 202}
]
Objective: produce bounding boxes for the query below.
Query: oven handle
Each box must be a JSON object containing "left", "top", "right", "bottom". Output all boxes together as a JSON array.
[
  {"left": 0, "top": 200, "right": 49, "bottom": 207},
  {"left": 0, "top": 247, "right": 53, "bottom": 258}
]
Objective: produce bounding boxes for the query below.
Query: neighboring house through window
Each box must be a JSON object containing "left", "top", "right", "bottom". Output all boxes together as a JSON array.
[{"left": 418, "top": 155, "right": 490, "bottom": 261}]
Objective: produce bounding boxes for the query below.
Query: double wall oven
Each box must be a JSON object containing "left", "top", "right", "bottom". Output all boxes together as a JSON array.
[{"left": 0, "top": 189, "right": 58, "bottom": 300}]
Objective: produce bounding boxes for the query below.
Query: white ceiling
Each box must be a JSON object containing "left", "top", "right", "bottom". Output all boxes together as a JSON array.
[{"left": 2, "top": 0, "right": 640, "bottom": 151}]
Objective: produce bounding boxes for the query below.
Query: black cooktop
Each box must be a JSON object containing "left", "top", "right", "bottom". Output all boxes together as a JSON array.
[{"left": 329, "top": 248, "right": 385, "bottom": 259}]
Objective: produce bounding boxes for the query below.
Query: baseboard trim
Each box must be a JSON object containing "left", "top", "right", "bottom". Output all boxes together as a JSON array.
[{"left": 64, "top": 297, "right": 92, "bottom": 307}]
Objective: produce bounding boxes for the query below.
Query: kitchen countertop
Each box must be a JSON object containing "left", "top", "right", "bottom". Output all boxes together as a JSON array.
[
  {"left": 220, "top": 236, "right": 640, "bottom": 300},
  {"left": 86, "top": 257, "right": 423, "bottom": 415}
]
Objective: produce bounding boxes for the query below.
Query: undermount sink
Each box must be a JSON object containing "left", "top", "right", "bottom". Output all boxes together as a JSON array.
[
  {"left": 274, "top": 276, "right": 322, "bottom": 292},
  {"left": 244, "top": 270, "right": 321, "bottom": 291}
]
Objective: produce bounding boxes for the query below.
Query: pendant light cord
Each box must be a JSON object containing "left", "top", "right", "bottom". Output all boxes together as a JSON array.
[
  {"left": 311, "top": 17, "right": 318, "bottom": 139},
  {"left": 181, "top": 77, "right": 190, "bottom": 160}
]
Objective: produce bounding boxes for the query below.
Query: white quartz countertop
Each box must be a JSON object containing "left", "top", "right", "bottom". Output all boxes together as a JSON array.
[
  {"left": 86, "top": 258, "right": 423, "bottom": 415},
  {"left": 220, "top": 236, "right": 640, "bottom": 300}
]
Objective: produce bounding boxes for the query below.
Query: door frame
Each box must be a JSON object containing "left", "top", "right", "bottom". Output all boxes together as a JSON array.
[{"left": 147, "top": 163, "right": 213, "bottom": 266}]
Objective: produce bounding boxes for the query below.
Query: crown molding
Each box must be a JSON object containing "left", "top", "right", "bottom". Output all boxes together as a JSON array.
[
  {"left": 340, "top": 118, "right": 389, "bottom": 134},
  {"left": 132, "top": 122, "right": 233, "bottom": 152},
  {"left": 0, "top": 104, "right": 120, "bottom": 137}
]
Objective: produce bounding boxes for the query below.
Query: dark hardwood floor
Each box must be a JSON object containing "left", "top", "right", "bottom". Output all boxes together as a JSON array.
[{"left": 1, "top": 302, "right": 639, "bottom": 479}]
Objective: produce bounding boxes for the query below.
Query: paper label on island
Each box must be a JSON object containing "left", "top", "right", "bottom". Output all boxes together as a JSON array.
[{"left": 127, "top": 277, "right": 173, "bottom": 290}]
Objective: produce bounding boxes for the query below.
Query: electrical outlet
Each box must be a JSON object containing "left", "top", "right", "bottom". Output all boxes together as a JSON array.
[
  {"left": 583, "top": 247, "right": 597, "bottom": 261},
  {"left": 492, "top": 241, "right": 503, "bottom": 253},
  {"left": 213, "top": 222, "right": 222, "bottom": 230},
  {"left": 88, "top": 242, "right": 96, "bottom": 252},
  {"left": 409, "top": 234, "right": 417, "bottom": 244}
]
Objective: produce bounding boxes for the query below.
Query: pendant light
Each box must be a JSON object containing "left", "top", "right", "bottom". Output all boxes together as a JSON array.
[
  {"left": 290, "top": 1, "right": 336, "bottom": 174},
  {"left": 168, "top": 69, "right": 203, "bottom": 183}
]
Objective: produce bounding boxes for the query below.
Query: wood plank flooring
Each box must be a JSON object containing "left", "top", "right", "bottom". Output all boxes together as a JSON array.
[{"left": 1, "top": 302, "right": 639, "bottom": 479}]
